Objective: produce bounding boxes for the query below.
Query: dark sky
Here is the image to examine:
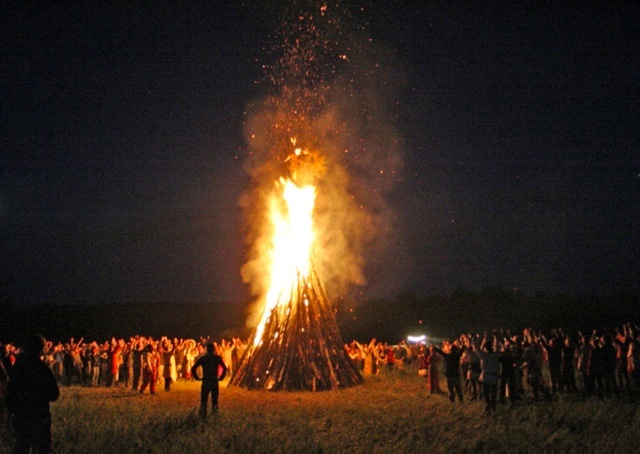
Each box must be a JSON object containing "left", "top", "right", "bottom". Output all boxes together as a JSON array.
[{"left": 2, "top": 2, "right": 638, "bottom": 306}]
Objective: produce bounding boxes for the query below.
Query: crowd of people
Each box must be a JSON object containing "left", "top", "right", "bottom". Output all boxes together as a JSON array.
[
  {"left": 345, "top": 322, "right": 640, "bottom": 412},
  {"left": 0, "top": 335, "right": 246, "bottom": 397},
  {"left": 0, "top": 334, "right": 232, "bottom": 452},
  {"left": 1, "top": 322, "right": 639, "bottom": 452},
  {"left": 2, "top": 323, "right": 640, "bottom": 415}
]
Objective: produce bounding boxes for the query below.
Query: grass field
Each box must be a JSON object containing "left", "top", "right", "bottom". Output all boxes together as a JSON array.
[{"left": 2, "top": 370, "right": 640, "bottom": 453}]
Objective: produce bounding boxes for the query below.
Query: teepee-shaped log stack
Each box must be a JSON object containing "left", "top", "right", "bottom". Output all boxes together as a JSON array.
[{"left": 231, "top": 262, "right": 363, "bottom": 391}]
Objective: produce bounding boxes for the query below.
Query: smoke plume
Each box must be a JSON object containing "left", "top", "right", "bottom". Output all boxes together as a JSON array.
[{"left": 240, "top": 1, "right": 405, "bottom": 327}]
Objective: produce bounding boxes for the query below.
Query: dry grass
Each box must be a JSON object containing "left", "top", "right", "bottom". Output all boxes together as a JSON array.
[{"left": 1, "top": 370, "right": 639, "bottom": 453}]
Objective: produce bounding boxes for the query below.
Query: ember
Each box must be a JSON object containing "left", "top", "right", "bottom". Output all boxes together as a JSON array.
[{"left": 231, "top": 3, "right": 364, "bottom": 391}]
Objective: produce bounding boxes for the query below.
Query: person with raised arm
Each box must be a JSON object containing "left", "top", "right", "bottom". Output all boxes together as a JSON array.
[
  {"left": 433, "top": 340, "right": 465, "bottom": 403},
  {"left": 472, "top": 332, "right": 502, "bottom": 413}
]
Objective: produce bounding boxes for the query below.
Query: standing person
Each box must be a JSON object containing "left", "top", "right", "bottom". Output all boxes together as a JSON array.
[
  {"left": 131, "top": 338, "right": 144, "bottom": 391},
  {"left": 521, "top": 334, "right": 552, "bottom": 401},
  {"left": 173, "top": 339, "right": 185, "bottom": 380},
  {"left": 541, "top": 334, "right": 563, "bottom": 394},
  {"left": 82, "top": 345, "right": 92, "bottom": 385},
  {"left": 123, "top": 340, "right": 134, "bottom": 389},
  {"left": 162, "top": 341, "right": 177, "bottom": 392},
  {"left": 599, "top": 334, "right": 619, "bottom": 398},
  {"left": 587, "top": 336, "right": 604, "bottom": 398},
  {"left": 385, "top": 344, "right": 395, "bottom": 372},
  {"left": 577, "top": 334, "right": 593, "bottom": 394},
  {"left": 220, "top": 339, "right": 234, "bottom": 381},
  {"left": 6, "top": 334, "right": 60, "bottom": 454},
  {"left": 614, "top": 328, "right": 631, "bottom": 398},
  {"left": 108, "top": 339, "right": 123, "bottom": 387},
  {"left": 346, "top": 341, "right": 363, "bottom": 372},
  {"left": 499, "top": 342, "right": 519, "bottom": 402},
  {"left": 560, "top": 337, "right": 578, "bottom": 393},
  {"left": 433, "top": 341, "right": 465, "bottom": 403},
  {"left": 191, "top": 342, "right": 227, "bottom": 418},
  {"left": 139, "top": 344, "right": 158, "bottom": 395},
  {"left": 473, "top": 334, "right": 502, "bottom": 413},
  {"left": 627, "top": 340, "right": 640, "bottom": 391},
  {"left": 233, "top": 338, "right": 247, "bottom": 374},
  {"left": 99, "top": 343, "right": 109, "bottom": 386},
  {"left": 375, "top": 343, "right": 387, "bottom": 375},
  {"left": 395, "top": 341, "right": 408, "bottom": 370},
  {"left": 52, "top": 344, "right": 64, "bottom": 383},
  {"left": 463, "top": 343, "right": 482, "bottom": 400},
  {"left": 90, "top": 345, "right": 101, "bottom": 387},
  {"left": 71, "top": 346, "right": 84, "bottom": 385},
  {"left": 426, "top": 345, "right": 442, "bottom": 394},
  {"left": 183, "top": 340, "right": 197, "bottom": 380},
  {"left": 459, "top": 343, "right": 471, "bottom": 393},
  {"left": 355, "top": 339, "right": 377, "bottom": 376},
  {"left": 62, "top": 344, "right": 75, "bottom": 386}
]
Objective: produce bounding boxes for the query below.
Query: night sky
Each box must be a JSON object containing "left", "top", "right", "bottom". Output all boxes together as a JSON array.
[{"left": 2, "top": 2, "right": 638, "bottom": 307}]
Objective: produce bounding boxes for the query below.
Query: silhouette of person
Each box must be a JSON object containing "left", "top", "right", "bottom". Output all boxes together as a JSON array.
[
  {"left": 6, "top": 334, "right": 60, "bottom": 454},
  {"left": 191, "top": 342, "right": 227, "bottom": 418},
  {"left": 139, "top": 344, "right": 158, "bottom": 395},
  {"left": 433, "top": 342, "right": 465, "bottom": 403}
]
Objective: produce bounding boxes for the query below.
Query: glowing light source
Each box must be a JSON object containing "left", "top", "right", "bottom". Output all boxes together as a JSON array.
[{"left": 253, "top": 177, "right": 316, "bottom": 347}]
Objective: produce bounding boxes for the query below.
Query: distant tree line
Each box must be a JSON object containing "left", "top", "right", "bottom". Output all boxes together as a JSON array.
[
  {"left": 0, "top": 300, "right": 248, "bottom": 343},
  {"left": 1, "top": 287, "right": 637, "bottom": 344},
  {"left": 336, "top": 287, "right": 639, "bottom": 343}
]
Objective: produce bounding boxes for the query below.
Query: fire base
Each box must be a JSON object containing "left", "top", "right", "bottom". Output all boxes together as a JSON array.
[{"left": 231, "top": 269, "right": 363, "bottom": 391}]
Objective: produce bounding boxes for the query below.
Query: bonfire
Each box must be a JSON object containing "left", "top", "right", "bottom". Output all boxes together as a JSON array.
[
  {"left": 231, "top": 142, "right": 363, "bottom": 391},
  {"left": 231, "top": 3, "right": 372, "bottom": 391}
]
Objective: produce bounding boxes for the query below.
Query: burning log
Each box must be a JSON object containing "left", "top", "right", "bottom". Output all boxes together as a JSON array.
[{"left": 231, "top": 260, "right": 362, "bottom": 391}]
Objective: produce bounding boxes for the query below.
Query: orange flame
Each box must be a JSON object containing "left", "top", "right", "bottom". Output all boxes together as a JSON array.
[{"left": 253, "top": 175, "right": 317, "bottom": 347}]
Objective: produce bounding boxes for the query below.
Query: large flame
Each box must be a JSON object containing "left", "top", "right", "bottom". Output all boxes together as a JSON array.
[{"left": 252, "top": 176, "right": 317, "bottom": 347}]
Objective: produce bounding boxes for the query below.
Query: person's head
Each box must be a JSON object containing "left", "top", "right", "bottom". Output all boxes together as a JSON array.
[
  {"left": 206, "top": 342, "right": 215, "bottom": 354},
  {"left": 25, "top": 334, "right": 46, "bottom": 356}
]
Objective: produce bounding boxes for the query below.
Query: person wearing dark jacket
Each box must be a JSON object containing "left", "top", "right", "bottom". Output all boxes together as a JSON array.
[
  {"left": 473, "top": 335, "right": 503, "bottom": 412},
  {"left": 6, "top": 334, "right": 60, "bottom": 454},
  {"left": 433, "top": 341, "right": 465, "bottom": 403},
  {"left": 540, "top": 334, "right": 563, "bottom": 394},
  {"left": 191, "top": 342, "right": 227, "bottom": 417}
]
